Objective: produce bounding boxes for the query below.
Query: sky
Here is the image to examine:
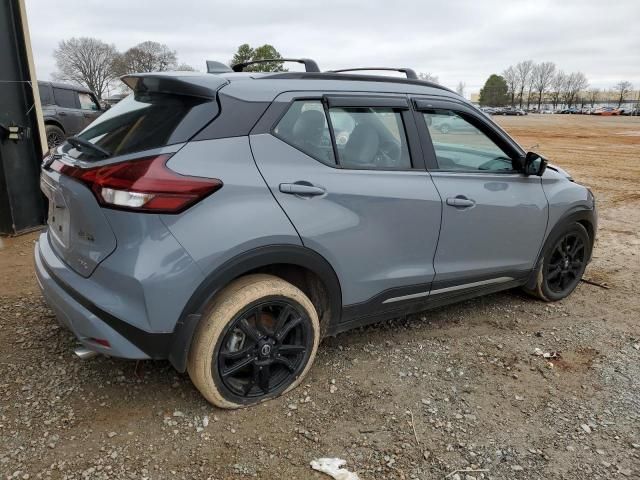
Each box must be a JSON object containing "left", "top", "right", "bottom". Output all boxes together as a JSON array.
[{"left": 25, "top": 0, "right": 640, "bottom": 97}]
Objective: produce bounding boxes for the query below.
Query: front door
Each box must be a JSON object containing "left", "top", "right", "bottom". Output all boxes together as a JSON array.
[
  {"left": 250, "top": 93, "right": 442, "bottom": 318},
  {"left": 414, "top": 98, "right": 548, "bottom": 292},
  {"left": 77, "top": 91, "right": 102, "bottom": 129}
]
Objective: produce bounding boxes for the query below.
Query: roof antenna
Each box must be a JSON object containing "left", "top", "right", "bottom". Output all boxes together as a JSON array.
[{"left": 206, "top": 60, "right": 233, "bottom": 74}]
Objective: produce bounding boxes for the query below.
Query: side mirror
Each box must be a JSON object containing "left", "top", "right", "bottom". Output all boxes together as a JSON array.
[{"left": 523, "top": 151, "right": 548, "bottom": 176}]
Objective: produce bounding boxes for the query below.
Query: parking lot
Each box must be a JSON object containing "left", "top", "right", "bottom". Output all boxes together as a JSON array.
[{"left": 1, "top": 114, "right": 638, "bottom": 479}]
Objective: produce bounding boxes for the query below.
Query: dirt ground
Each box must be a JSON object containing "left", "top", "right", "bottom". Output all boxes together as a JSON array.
[{"left": 1, "top": 115, "right": 638, "bottom": 479}]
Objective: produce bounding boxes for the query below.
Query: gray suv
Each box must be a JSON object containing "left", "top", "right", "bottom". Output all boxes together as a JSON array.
[
  {"left": 38, "top": 81, "right": 103, "bottom": 148},
  {"left": 35, "top": 60, "right": 596, "bottom": 408}
]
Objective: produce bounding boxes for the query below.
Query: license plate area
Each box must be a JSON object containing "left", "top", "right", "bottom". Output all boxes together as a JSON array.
[{"left": 41, "top": 175, "right": 70, "bottom": 249}]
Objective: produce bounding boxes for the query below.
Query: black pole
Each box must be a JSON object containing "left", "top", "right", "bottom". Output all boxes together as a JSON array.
[{"left": 0, "top": 0, "right": 46, "bottom": 235}]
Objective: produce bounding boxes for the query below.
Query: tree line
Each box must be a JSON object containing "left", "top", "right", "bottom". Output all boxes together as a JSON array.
[
  {"left": 52, "top": 38, "right": 288, "bottom": 100},
  {"left": 53, "top": 37, "right": 195, "bottom": 99},
  {"left": 479, "top": 60, "right": 635, "bottom": 109}
]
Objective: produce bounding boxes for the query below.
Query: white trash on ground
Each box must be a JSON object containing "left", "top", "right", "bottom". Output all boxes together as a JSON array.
[{"left": 310, "top": 458, "right": 360, "bottom": 480}]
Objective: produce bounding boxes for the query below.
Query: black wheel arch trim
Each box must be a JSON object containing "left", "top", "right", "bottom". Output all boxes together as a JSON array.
[
  {"left": 168, "top": 244, "right": 342, "bottom": 372},
  {"left": 525, "top": 206, "right": 596, "bottom": 290}
]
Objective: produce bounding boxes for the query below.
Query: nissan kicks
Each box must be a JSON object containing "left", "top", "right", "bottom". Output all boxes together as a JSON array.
[{"left": 35, "top": 59, "right": 596, "bottom": 408}]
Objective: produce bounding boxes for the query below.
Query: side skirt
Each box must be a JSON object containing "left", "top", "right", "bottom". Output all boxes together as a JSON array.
[{"left": 329, "top": 274, "right": 527, "bottom": 336}]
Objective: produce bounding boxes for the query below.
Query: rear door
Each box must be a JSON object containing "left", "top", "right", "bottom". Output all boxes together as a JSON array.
[
  {"left": 52, "top": 86, "right": 83, "bottom": 135},
  {"left": 412, "top": 97, "right": 548, "bottom": 291},
  {"left": 250, "top": 92, "right": 442, "bottom": 317}
]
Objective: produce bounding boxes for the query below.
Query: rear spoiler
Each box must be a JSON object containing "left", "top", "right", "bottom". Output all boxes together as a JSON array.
[{"left": 121, "top": 73, "right": 228, "bottom": 99}]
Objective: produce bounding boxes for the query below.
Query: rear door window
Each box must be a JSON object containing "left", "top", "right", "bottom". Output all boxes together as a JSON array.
[
  {"left": 71, "top": 92, "right": 217, "bottom": 159},
  {"left": 273, "top": 99, "right": 412, "bottom": 169},
  {"left": 53, "top": 88, "right": 78, "bottom": 108},
  {"left": 328, "top": 107, "right": 411, "bottom": 169}
]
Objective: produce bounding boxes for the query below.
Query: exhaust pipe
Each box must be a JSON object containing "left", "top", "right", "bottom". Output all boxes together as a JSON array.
[{"left": 73, "top": 346, "right": 98, "bottom": 360}]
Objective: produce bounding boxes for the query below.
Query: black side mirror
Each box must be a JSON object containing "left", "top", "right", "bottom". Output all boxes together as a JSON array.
[{"left": 523, "top": 151, "right": 548, "bottom": 176}]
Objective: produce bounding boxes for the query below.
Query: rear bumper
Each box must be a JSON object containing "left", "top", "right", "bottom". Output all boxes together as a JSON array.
[{"left": 34, "top": 232, "right": 169, "bottom": 359}]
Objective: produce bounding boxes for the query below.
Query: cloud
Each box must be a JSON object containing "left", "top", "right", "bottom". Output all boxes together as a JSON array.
[{"left": 25, "top": 0, "right": 640, "bottom": 93}]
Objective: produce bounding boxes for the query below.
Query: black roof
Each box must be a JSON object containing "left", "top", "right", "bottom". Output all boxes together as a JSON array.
[{"left": 38, "top": 80, "right": 93, "bottom": 94}]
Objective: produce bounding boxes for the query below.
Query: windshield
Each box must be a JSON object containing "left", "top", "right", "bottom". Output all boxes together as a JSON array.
[{"left": 66, "top": 92, "right": 217, "bottom": 159}]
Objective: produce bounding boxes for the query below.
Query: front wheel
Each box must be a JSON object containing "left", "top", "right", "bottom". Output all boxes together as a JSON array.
[
  {"left": 187, "top": 274, "right": 320, "bottom": 408},
  {"left": 525, "top": 223, "right": 592, "bottom": 301}
]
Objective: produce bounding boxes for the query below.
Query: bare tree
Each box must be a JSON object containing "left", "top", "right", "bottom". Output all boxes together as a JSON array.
[
  {"left": 532, "top": 61, "right": 556, "bottom": 110},
  {"left": 613, "top": 81, "right": 633, "bottom": 107},
  {"left": 587, "top": 88, "right": 600, "bottom": 107},
  {"left": 53, "top": 37, "right": 118, "bottom": 99},
  {"left": 113, "top": 41, "right": 178, "bottom": 75},
  {"left": 419, "top": 72, "right": 439, "bottom": 83},
  {"left": 176, "top": 63, "right": 196, "bottom": 71},
  {"left": 456, "top": 81, "right": 466, "bottom": 97},
  {"left": 515, "top": 60, "right": 535, "bottom": 108},
  {"left": 502, "top": 65, "right": 518, "bottom": 107},
  {"left": 562, "top": 72, "right": 589, "bottom": 108},
  {"left": 550, "top": 71, "right": 566, "bottom": 109}
]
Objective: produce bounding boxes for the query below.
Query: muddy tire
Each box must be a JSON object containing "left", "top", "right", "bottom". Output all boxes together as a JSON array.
[
  {"left": 525, "top": 222, "right": 591, "bottom": 302},
  {"left": 187, "top": 274, "right": 320, "bottom": 409}
]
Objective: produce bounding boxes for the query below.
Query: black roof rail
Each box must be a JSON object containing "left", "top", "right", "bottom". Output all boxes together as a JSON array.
[
  {"left": 232, "top": 58, "right": 320, "bottom": 73},
  {"left": 329, "top": 67, "right": 419, "bottom": 80},
  {"left": 259, "top": 72, "right": 453, "bottom": 93}
]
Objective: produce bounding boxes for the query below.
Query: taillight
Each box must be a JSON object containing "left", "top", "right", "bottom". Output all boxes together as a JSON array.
[{"left": 50, "top": 154, "right": 222, "bottom": 213}]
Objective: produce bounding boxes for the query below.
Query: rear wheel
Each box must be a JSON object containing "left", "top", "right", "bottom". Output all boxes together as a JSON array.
[
  {"left": 187, "top": 274, "right": 320, "bottom": 408},
  {"left": 45, "top": 124, "right": 65, "bottom": 149},
  {"left": 526, "top": 222, "right": 591, "bottom": 301}
]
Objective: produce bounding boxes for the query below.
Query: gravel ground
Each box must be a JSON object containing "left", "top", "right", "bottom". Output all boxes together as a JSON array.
[{"left": 1, "top": 115, "right": 639, "bottom": 479}]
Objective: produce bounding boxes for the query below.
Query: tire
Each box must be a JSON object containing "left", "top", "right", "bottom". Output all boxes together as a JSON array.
[
  {"left": 525, "top": 222, "right": 592, "bottom": 302},
  {"left": 187, "top": 274, "right": 320, "bottom": 408},
  {"left": 45, "top": 124, "right": 65, "bottom": 149}
]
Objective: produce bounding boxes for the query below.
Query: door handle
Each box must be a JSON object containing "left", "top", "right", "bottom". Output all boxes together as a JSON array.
[
  {"left": 279, "top": 182, "right": 326, "bottom": 197},
  {"left": 58, "top": 111, "right": 67, "bottom": 116},
  {"left": 446, "top": 196, "right": 476, "bottom": 208}
]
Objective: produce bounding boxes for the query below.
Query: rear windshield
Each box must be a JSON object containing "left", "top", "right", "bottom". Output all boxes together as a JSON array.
[{"left": 70, "top": 92, "right": 217, "bottom": 159}]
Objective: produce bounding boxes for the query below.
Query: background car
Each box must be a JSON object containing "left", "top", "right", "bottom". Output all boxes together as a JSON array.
[
  {"left": 38, "top": 81, "right": 105, "bottom": 148},
  {"left": 592, "top": 107, "right": 621, "bottom": 116},
  {"left": 498, "top": 107, "right": 526, "bottom": 116}
]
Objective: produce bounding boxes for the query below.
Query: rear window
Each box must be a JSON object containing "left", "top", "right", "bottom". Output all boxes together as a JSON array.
[
  {"left": 38, "top": 84, "right": 53, "bottom": 105},
  {"left": 72, "top": 92, "right": 217, "bottom": 159}
]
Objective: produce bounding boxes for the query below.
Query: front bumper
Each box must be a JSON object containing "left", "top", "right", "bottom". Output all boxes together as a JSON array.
[{"left": 35, "top": 232, "right": 151, "bottom": 359}]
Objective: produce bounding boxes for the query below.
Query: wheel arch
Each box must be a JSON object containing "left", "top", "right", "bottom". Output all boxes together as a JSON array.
[
  {"left": 525, "top": 207, "right": 596, "bottom": 290},
  {"left": 168, "top": 245, "right": 342, "bottom": 372},
  {"left": 44, "top": 118, "right": 65, "bottom": 132}
]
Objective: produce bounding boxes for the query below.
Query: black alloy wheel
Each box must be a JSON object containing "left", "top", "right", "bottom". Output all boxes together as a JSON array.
[
  {"left": 47, "top": 130, "right": 64, "bottom": 148},
  {"left": 545, "top": 232, "right": 586, "bottom": 295},
  {"left": 215, "top": 300, "right": 312, "bottom": 401}
]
